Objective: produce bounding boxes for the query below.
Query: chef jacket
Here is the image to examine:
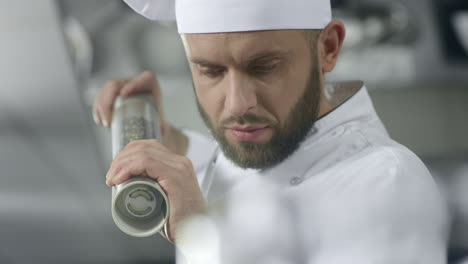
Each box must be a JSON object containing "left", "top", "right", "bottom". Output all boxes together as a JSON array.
[{"left": 177, "top": 81, "right": 449, "bottom": 264}]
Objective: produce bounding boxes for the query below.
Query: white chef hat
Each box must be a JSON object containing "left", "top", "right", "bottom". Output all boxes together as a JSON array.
[{"left": 124, "top": 0, "right": 332, "bottom": 34}]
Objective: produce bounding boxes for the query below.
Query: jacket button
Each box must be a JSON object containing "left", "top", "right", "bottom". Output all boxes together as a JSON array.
[{"left": 290, "top": 177, "right": 303, "bottom": 186}]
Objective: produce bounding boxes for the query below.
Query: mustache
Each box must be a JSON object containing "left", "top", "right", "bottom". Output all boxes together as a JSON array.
[{"left": 220, "top": 113, "right": 272, "bottom": 127}]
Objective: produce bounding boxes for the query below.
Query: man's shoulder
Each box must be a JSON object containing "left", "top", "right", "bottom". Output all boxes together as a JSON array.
[
  {"left": 299, "top": 142, "right": 448, "bottom": 229},
  {"left": 327, "top": 123, "right": 431, "bottom": 184},
  {"left": 295, "top": 144, "right": 449, "bottom": 264},
  {"left": 337, "top": 143, "right": 436, "bottom": 193},
  {"left": 356, "top": 144, "right": 427, "bottom": 175},
  {"left": 332, "top": 144, "right": 447, "bottom": 220},
  {"left": 301, "top": 135, "right": 441, "bottom": 205}
]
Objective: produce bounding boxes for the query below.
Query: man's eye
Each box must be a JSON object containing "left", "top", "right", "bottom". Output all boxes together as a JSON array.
[
  {"left": 252, "top": 64, "right": 276, "bottom": 73},
  {"left": 199, "top": 67, "right": 225, "bottom": 77}
]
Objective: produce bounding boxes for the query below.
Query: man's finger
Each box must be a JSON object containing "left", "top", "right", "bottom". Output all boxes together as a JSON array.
[
  {"left": 108, "top": 141, "right": 176, "bottom": 179},
  {"left": 92, "top": 103, "right": 102, "bottom": 125},
  {"left": 98, "top": 78, "right": 129, "bottom": 127},
  {"left": 109, "top": 155, "right": 169, "bottom": 186},
  {"left": 120, "top": 71, "right": 155, "bottom": 96},
  {"left": 106, "top": 140, "right": 161, "bottom": 178}
]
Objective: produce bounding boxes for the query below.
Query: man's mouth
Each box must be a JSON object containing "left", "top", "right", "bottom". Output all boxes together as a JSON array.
[{"left": 225, "top": 125, "right": 271, "bottom": 141}]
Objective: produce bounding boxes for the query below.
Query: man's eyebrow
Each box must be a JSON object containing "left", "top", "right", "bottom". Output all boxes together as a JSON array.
[
  {"left": 189, "top": 50, "right": 291, "bottom": 67},
  {"left": 189, "top": 58, "right": 222, "bottom": 67},
  {"left": 242, "top": 50, "right": 292, "bottom": 66}
]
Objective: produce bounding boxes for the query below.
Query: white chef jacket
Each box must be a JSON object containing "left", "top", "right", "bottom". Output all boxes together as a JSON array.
[{"left": 177, "top": 81, "right": 449, "bottom": 264}]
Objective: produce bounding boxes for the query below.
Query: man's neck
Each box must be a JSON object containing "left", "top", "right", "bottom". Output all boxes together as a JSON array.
[{"left": 317, "top": 91, "right": 333, "bottom": 118}]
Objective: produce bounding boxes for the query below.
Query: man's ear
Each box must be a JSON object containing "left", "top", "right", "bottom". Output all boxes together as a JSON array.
[{"left": 318, "top": 20, "right": 346, "bottom": 73}]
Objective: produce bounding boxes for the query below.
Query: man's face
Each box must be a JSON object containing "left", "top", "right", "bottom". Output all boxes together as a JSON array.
[{"left": 182, "top": 30, "right": 322, "bottom": 169}]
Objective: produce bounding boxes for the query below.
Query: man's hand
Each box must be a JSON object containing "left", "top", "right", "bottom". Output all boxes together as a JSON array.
[
  {"left": 93, "top": 71, "right": 188, "bottom": 155},
  {"left": 94, "top": 71, "right": 200, "bottom": 243},
  {"left": 105, "top": 138, "right": 208, "bottom": 243}
]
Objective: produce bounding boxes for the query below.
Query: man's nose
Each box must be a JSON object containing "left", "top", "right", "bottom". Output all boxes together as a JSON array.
[{"left": 225, "top": 71, "right": 257, "bottom": 117}]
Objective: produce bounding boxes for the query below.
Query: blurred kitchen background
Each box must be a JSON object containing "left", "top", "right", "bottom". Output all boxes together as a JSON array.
[{"left": 0, "top": 0, "right": 467, "bottom": 263}]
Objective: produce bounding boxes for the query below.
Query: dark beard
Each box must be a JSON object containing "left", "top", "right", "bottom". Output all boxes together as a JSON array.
[{"left": 194, "top": 58, "right": 322, "bottom": 170}]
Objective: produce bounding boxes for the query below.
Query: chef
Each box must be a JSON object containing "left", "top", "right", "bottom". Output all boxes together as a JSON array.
[{"left": 94, "top": 0, "right": 449, "bottom": 263}]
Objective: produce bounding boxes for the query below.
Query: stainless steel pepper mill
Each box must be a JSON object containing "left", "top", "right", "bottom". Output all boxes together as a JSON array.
[{"left": 110, "top": 94, "right": 169, "bottom": 237}]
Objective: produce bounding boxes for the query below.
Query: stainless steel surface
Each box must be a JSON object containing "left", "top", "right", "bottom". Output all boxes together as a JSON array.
[
  {"left": 111, "top": 95, "right": 169, "bottom": 237},
  {"left": 330, "top": 0, "right": 468, "bottom": 85},
  {"left": 454, "top": 11, "right": 468, "bottom": 54},
  {"left": 112, "top": 176, "right": 169, "bottom": 237}
]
